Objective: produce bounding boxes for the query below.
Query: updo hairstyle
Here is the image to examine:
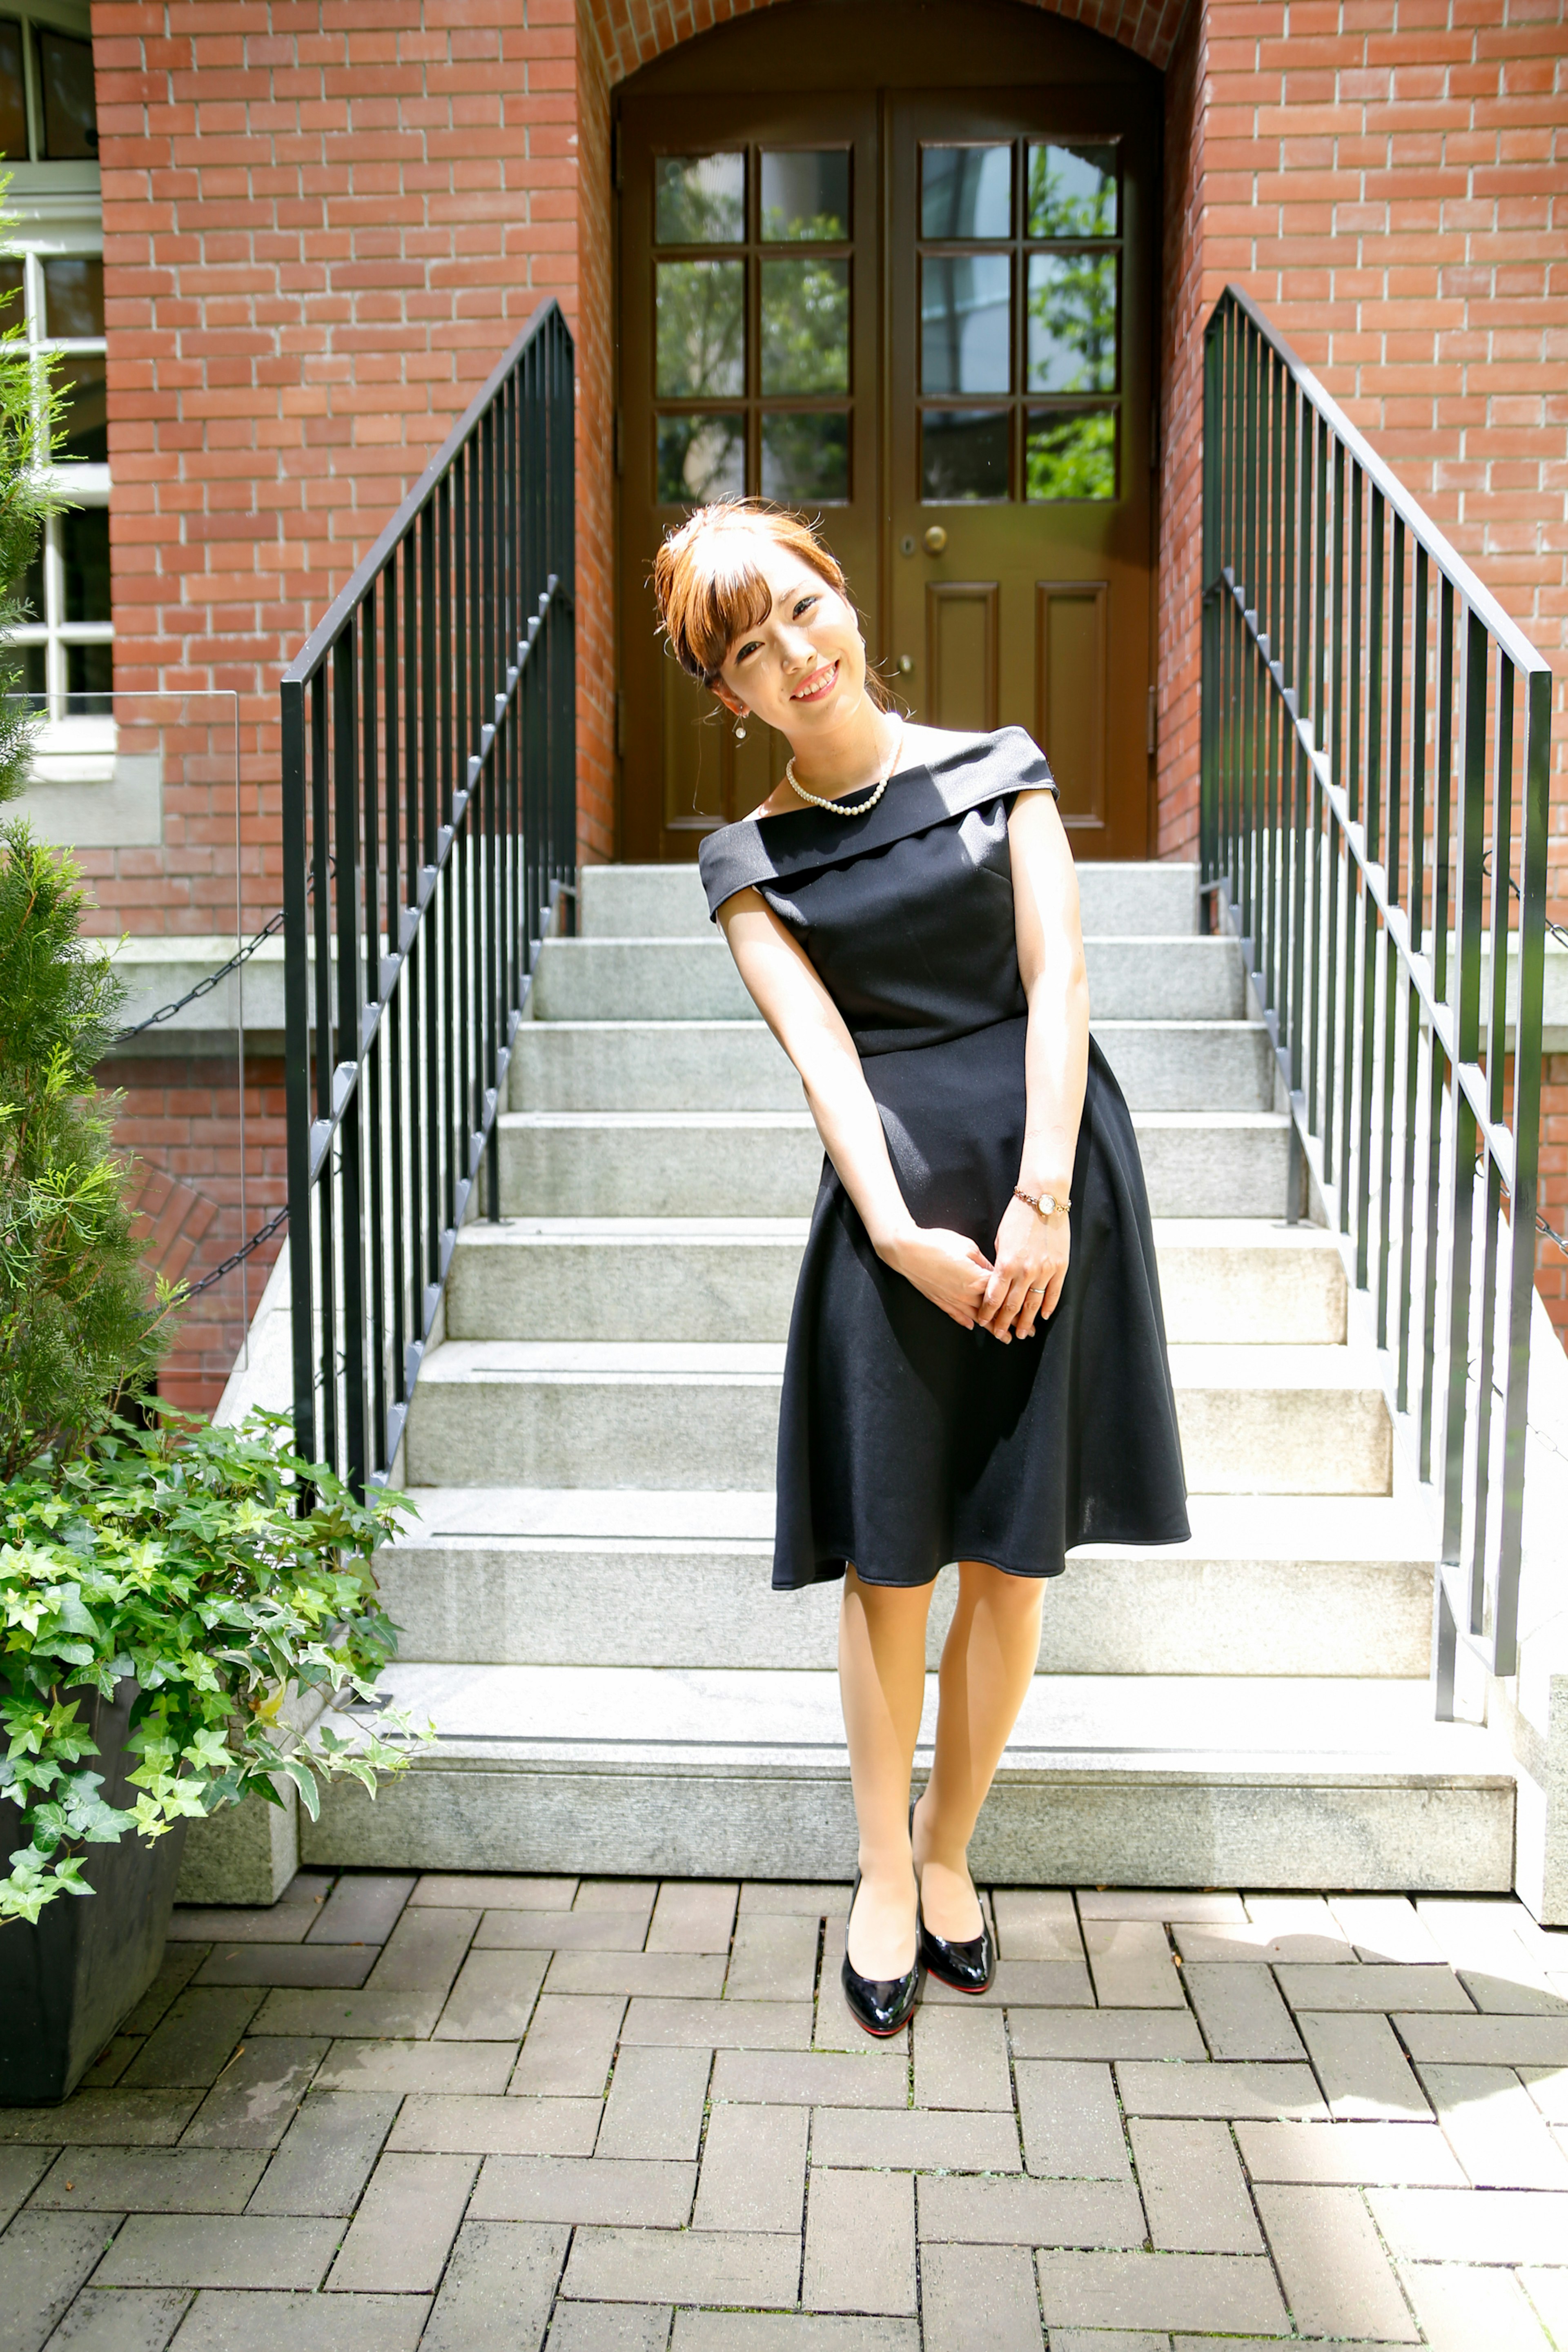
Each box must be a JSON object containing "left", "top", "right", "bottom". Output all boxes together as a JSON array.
[{"left": 651, "top": 498, "right": 891, "bottom": 709}]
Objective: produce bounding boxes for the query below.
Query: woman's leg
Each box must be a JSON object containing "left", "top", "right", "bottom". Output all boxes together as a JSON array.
[
  {"left": 914, "top": 1561, "right": 1045, "bottom": 1939},
  {"left": 838, "top": 1565, "right": 935, "bottom": 1977}
]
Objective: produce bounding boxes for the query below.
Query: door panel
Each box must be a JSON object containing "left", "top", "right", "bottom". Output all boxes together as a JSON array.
[
  {"left": 1036, "top": 579, "right": 1109, "bottom": 824},
  {"left": 927, "top": 583, "right": 999, "bottom": 731}
]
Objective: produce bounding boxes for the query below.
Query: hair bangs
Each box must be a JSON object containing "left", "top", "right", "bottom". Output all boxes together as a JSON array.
[{"left": 684, "top": 542, "right": 773, "bottom": 685}]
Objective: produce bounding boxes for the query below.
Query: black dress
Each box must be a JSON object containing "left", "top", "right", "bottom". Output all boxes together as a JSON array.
[{"left": 699, "top": 724, "right": 1189, "bottom": 1592}]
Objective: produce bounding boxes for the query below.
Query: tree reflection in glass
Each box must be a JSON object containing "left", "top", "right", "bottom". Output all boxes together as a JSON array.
[
  {"left": 1025, "top": 407, "right": 1116, "bottom": 501},
  {"left": 655, "top": 154, "right": 745, "bottom": 244},
  {"left": 657, "top": 414, "right": 745, "bottom": 506},
  {"left": 761, "top": 258, "right": 849, "bottom": 395},
  {"left": 1026, "top": 251, "right": 1117, "bottom": 394},
  {"left": 1026, "top": 143, "right": 1118, "bottom": 239},
  {"left": 656, "top": 261, "right": 744, "bottom": 399}
]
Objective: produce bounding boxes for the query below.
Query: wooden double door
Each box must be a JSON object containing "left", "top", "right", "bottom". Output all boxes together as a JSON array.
[{"left": 616, "top": 1, "right": 1160, "bottom": 861}]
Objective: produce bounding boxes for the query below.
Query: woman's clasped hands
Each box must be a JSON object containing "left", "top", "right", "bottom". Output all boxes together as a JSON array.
[{"left": 880, "top": 1191, "right": 1069, "bottom": 1344}]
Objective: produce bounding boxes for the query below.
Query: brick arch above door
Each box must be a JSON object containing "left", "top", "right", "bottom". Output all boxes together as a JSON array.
[{"left": 590, "top": 0, "right": 1185, "bottom": 82}]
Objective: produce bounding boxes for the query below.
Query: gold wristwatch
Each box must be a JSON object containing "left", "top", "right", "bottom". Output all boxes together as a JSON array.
[{"left": 1014, "top": 1186, "right": 1071, "bottom": 1220}]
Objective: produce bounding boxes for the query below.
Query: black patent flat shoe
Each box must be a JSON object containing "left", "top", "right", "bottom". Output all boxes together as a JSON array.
[
  {"left": 841, "top": 1868, "right": 922, "bottom": 2038},
  {"left": 910, "top": 1797, "right": 996, "bottom": 1994}
]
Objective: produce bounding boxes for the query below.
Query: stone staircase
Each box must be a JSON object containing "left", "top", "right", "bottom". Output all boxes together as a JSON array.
[{"left": 309, "top": 861, "right": 1519, "bottom": 1892}]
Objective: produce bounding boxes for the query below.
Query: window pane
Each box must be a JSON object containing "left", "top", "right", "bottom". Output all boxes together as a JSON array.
[
  {"left": 1026, "top": 406, "right": 1117, "bottom": 501},
  {"left": 920, "top": 145, "right": 1010, "bottom": 240},
  {"left": 657, "top": 413, "right": 745, "bottom": 506},
  {"left": 62, "top": 504, "right": 109, "bottom": 620},
  {"left": 760, "top": 150, "right": 849, "bottom": 241},
  {"left": 655, "top": 153, "right": 744, "bottom": 244},
  {"left": 18, "top": 540, "right": 41, "bottom": 614},
  {"left": 37, "top": 27, "right": 96, "bottom": 161},
  {"left": 921, "top": 408, "right": 1009, "bottom": 502},
  {"left": 761, "top": 411, "right": 848, "bottom": 504},
  {"left": 921, "top": 254, "right": 1010, "bottom": 395},
  {"left": 0, "top": 20, "right": 26, "bottom": 163},
  {"left": 1026, "top": 142, "right": 1118, "bottom": 238},
  {"left": 656, "top": 261, "right": 744, "bottom": 399},
  {"left": 66, "top": 639, "right": 112, "bottom": 713},
  {"left": 56, "top": 353, "right": 108, "bottom": 461},
  {"left": 1026, "top": 251, "right": 1117, "bottom": 393},
  {"left": 760, "top": 258, "right": 848, "bottom": 395},
  {"left": 0, "top": 255, "right": 22, "bottom": 321},
  {"left": 19, "top": 643, "right": 45, "bottom": 704},
  {"left": 42, "top": 258, "right": 104, "bottom": 340}
]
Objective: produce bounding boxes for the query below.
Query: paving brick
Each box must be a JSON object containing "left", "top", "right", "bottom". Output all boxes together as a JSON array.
[
  {"left": 1077, "top": 1893, "right": 1246, "bottom": 1925},
  {"left": 694, "top": 2102, "right": 806, "bottom": 2232},
  {"left": 0, "top": 2212, "right": 125, "bottom": 2352},
  {"left": 31, "top": 2147, "right": 266, "bottom": 2213},
  {"left": 1051, "top": 2335, "right": 1165, "bottom": 2352},
  {"left": 1014, "top": 2061, "right": 1130, "bottom": 2180},
  {"left": 810, "top": 2105, "right": 1020, "bottom": 2171},
  {"left": 78, "top": 2040, "right": 140, "bottom": 2091},
  {"left": 1370, "top": 2185, "right": 1568, "bottom": 2263},
  {"left": 0, "top": 2146, "right": 52, "bottom": 2226},
  {"left": 1243, "top": 1896, "right": 1347, "bottom": 1942},
  {"left": 546, "top": 1953, "right": 726, "bottom": 1999},
  {"left": 1174, "top": 1923, "right": 1352, "bottom": 1965},
  {"left": 922, "top": 2241, "right": 1042, "bottom": 2350},
  {"left": 1129, "top": 2118, "right": 1262, "bottom": 2252},
  {"left": 306, "top": 1874, "right": 416, "bottom": 1946},
  {"left": 1398, "top": 2015, "right": 1568, "bottom": 2065},
  {"left": 1275, "top": 1962, "right": 1472, "bottom": 2011},
  {"left": 1519, "top": 2065, "right": 1568, "bottom": 2123},
  {"left": 738, "top": 1883, "right": 851, "bottom": 1915},
  {"left": 471, "top": 2154, "right": 694, "bottom": 2226},
  {"left": 363, "top": 1907, "right": 477, "bottom": 1998},
  {"left": 813, "top": 1995, "right": 907, "bottom": 2055},
  {"left": 476, "top": 1912, "right": 647, "bottom": 1952},
  {"left": 436, "top": 1949, "right": 549, "bottom": 2041},
  {"left": 1259, "top": 2184, "right": 1419, "bottom": 2339},
  {"left": 710, "top": 2050, "right": 908, "bottom": 2108},
  {"left": 918, "top": 2173, "right": 1145, "bottom": 2248},
  {"left": 622, "top": 1998, "right": 812, "bottom": 2050},
  {"left": 94, "top": 2213, "right": 342, "bottom": 2290},
  {"left": 252, "top": 1991, "right": 447, "bottom": 2040},
  {"left": 804, "top": 2166, "right": 915, "bottom": 2313},
  {"left": 1008, "top": 2010, "right": 1203, "bottom": 2062},
  {"left": 327, "top": 2150, "right": 477, "bottom": 2293},
  {"left": 1521, "top": 2269, "right": 1568, "bottom": 2344},
  {"left": 1234, "top": 2120, "right": 1467, "bottom": 2185},
  {"left": 992, "top": 1890, "right": 1085, "bottom": 1958},
  {"left": 120, "top": 1990, "right": 263, "bottom": 2089},
  {"left": 674, "top": 2319, "right": 915, "bottom": 2351},
  {"left": 724, "top": 1912, "right": 820, "bottom": 2000},
  {"left": 1415, "top": 1898, "right": 1544, "bottom": 1972},
  {"left": 179, "top": 2037, "right": 327, "bottom": 2150},
  {"left": 510, "top": 1996, "right": 626, "bottom": 2095},
  {"left": 1417, "top": 2062, "right": 1568, "bottom": 2188},
  {"left": 599, "top": 2045, "right": 709, "bottom": 2162},
  {"left": 555, "top": 2305, "right": 673, "bottom": 2352},
  {"left": 1458, "top": 1969, "right": 1568, "bottom": 2015},
  {"left": 1082, "top": 1920, "right": 1185, "bottom": 2009},
  {"left": 1183, "top": 1964, "right": 1304, "bottom": 2059},
  {"left": 1325, "top": 1895, "right": 1446, "bottom": 1963},
  {"left": 121, "top": 1952, "right": 207, "bottom": 2039},
  {"left": 169, "top": 2289, "right": 429, "bottom": 2350},
  {"left": 388, "top": 2095, "right": 601, "bottom": 2156},
  {"left": 913, "top": 2005, "right": 1011, "bottom": 2111},
  {"left": 646, "top": 1883, "right": 738, "bottom": 1953},
  {"left": 574, "top": 1883, "right": 658, "bottom": 1919},
  {"left": 315, "top": 2041, "right": 516, "bottom": 2095},
  {"left": 1035, "top": 2249, "right": 1288, "bottom": 2333},
  {"left": 1399, "top": 2261, "right": 1559, "bottom": 2352},
  {"left": 1115, "top": 2062, "right": 1326, "bottom": 2121},
  {"left": 1294, "top": 2011, "right": 1429, "bottom": 2120},
  {"left": 421, "top": 2218, "right": 567, "bottom": 2352},
  {"left": 0, "top": 2094, "right": 199, "bottom": 2147},
  {"left": 192, "top": 1944, "right": 376, "bottom": 1989},
  {"left": 37, "top": 2284, "right": 192, "bottom": 2350},
  {"left": 562, "top": 2224, "right": 799, "bottom": 2306},
  {"left": 246, "top": 2093, "right": 399, "bottom": 2216},
  {"left": 168, "top": 1905, "right": 315, "bottom": 1945},
  {"left": 412, "top": 1875, "right": 576, "bottom": 1910}
]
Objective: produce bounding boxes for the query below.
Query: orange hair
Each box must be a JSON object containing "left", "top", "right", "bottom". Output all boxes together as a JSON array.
[{"left": 651, "top": 499, "right": 890, "bottom": 707}]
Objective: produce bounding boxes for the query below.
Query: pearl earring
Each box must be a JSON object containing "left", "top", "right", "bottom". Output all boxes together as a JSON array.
[{"left": 733, "top": 717, "right": 748, "bottom": 741}]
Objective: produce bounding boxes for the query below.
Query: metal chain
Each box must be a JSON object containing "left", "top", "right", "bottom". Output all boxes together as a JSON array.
[
  {"left": 115, "top": 906, "right": 287, "bottom": 1041},
  {"left": 178, "top": 1202, "right": 289, "bottom": 1301}
]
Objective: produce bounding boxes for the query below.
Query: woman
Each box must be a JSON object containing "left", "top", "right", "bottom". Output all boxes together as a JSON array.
[{"left": 653, "top": 500, "right": 1188, "bottom": 2037}]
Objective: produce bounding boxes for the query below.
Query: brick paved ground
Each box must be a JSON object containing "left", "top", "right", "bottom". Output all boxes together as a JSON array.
[{"left": 4, "top": 1875, "right": 1568, "bottom": 2348}]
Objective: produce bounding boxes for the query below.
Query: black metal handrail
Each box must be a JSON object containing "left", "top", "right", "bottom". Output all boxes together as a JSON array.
[
  {"left": 281, "top": 299, "right": 576, "bottom": 1492},
  {"left": 1201, "top": 284, "right": 1553, "bottom": 1708}
]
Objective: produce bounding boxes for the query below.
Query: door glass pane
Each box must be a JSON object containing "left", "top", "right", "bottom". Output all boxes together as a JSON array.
[
  {"left": 1026, "top": 407, "right": 1117, "bottom": 501},
  {"left": 57, "top": 354, "right": 108, "bottom": 461},
  {"left": 761, "top": 412, "right": 848, "bottom": 503},
  {"left": 761, "top": 258, "right": 849, "bottom": 394},
  {"left": 657, "top": 412, "right": 745, "bottom": 505},
  {"left": 1026, "top": 143, "right": 1118, "bottom": 238},
  {"left": 1026, "top": 252, "right": 1117, "bottom": 392},
  {"left": 66, "top": 640, "right": 112, "bottom": 715},
  {"left": 20, "top": 644, "right": 44, "bottom": 704},
  {"left": 0, "top": 20, "right": 26, "bottom": 162},
  {"left": 62, "top": 505, "right": 110, "bottom": 619},
  {"left": 37, "top": 27, "right": 96, "bottom": 160},
  {"left": 920, "top": 145, "right": 1010, "bottom": 240},
  {"left": 655, "top": 153, "right": 744, "bottom": 244},
  {"left": 761, "top": 151, "right": 849, "bottom": 242},
  {"left": 921, "top": 408, "right": 1009, "bottom": 502},
  {"left": 656, "top": 261, "right": 744, "bottom": 398},
  {"left": 921, "top": 255, "right": 1010, "bottom": 395},
  {"left": 42, "top": 257, "right": 105, "bottom": 340}
]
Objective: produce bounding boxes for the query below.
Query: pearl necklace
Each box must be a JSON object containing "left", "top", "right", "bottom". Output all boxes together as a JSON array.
[{"left": 786, "top": 719, "right": 905, "bottom": 817}]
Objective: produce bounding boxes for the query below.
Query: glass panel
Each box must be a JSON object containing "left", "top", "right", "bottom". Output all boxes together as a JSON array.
[
  {"left": 1026, "top": 142, "right": 1118, "bottom": 238},
  {"left": 65, "top": 639, "right": 112, "bottom": 714},
  {"left": 18, "top": 539, "right": 41, "bottom": 614},
  {"left": 19, "top": 642, "right": 44, "bottom": 703},
  {"left": 37, "top": 27, "right": 96, "bottom": 160},
  {"left": 760, "top": 150, "right": 850, "bottom": 241},
  {"left": 655, "top": 153, "right": 744, "bottom": 244},
  {"left": 921, "top": 254, "right": 1010, "bottom": 395},
  {"left": 655, "top": 261, "right": 744, "bottom": 398},
  {"left": 0, "top": 254, "right": 22, "bottom": 320},
  {"left": 760, "top": 258, "right": 849, "bottom": 395},
  {"left": 656, "top": 412, "right": 745, "bottom": 506},
  {"left": 42, "top": 257, "right": 104, "bottom": 340},
  {"left": 56, "top": 353, "right": 108, "bottom": 461},
  {"left": 1025, "top": 406, "right": 1117, "bottom": 501},
  {"left": 761, "top": 411, "right": 848, "bottom": 504},
  {"left": 920, "top": 144, "right": 1011, "bottom": 240},
  {"left": 62, "top": 504, "right": 109, "bottom": 619},
  {"left": 1026, "top": 251, "right": 1117, "bottom": 393},
  {"left": 921, "top": 408, "right": 1009, "bottom": 502},
  {"left": 0, "top": 20, "right": 26, "bottom": 162}
]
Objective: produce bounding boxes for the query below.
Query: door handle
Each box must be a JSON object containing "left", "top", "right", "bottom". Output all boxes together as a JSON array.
[
  {"left": 922, "top": 526, "right": 948, "bottom": 555},
  {"left": 896, "top": 655, "right": 914, "bottom": 675}
]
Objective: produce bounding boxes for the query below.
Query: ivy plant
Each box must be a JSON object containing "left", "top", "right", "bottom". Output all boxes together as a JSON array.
[{"left": 1, "top": 1409, "right": 431, "bottom": 1925}]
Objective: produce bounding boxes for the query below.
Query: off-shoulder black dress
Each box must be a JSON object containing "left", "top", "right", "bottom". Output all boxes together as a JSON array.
[{"left": 699, "top": 724, "right": 1189, "bottom": 1592}]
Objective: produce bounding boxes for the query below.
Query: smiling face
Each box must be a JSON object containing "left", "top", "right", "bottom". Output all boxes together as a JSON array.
[{"left": 710, "top": 532, "right": 870, "bottom": 749}]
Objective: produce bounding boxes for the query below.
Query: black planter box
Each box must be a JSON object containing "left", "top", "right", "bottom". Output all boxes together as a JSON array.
[{"left": 0, "top": 1679, "right": 189, "bottom": 2106}]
